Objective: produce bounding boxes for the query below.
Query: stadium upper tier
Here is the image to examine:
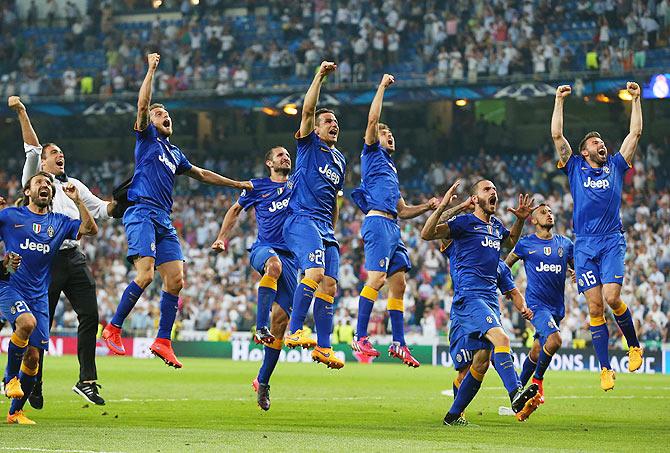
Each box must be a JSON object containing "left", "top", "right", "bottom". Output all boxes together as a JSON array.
[{"left": 1, "top": 0, "right": 669, "bottom": 97}]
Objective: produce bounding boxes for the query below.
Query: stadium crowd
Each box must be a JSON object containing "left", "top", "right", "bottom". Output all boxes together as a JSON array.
[
  {"left": 1, "top": 136, "right": 668, "bottom": 350},
  {"left": 1, "top": 0, "right": 669, "bottom": 97}
]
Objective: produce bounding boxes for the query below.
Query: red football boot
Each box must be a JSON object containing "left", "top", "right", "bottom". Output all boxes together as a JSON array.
[
  {"left": 149, "top": 338, "right": 183, "bottom": 368},
  {"left": 351, "top": 336, "right": 380, "bottom": 357},
  {"left": 388, "top": 342, "right": 420, "bottom": 368},
  {"left": 102, "top": 324, "right": 126, "bottom": 356},
  {"left": 532, "top": 377, "right": 545, "bottom": 404}
]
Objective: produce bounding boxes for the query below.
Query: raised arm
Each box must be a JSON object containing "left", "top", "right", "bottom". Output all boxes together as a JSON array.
[
  {"left": 504, "top": 250, "right": 521, "bottom": 268},
  {"left": 365, "top": 74, "right": 395, "bottom": 145},
  {"left": 211, "top": 202, "right": 244, "bottom": 253},
  {"left": 504, "top": 194, "right": 535, "bottom": 249},
  {"left": 136, "top": 53, "right": 160, "bottom": 131},
  {"left": 298, "top": 61, "right": 337, "bottom": 138},
  {"left": 420, "top": 181, "right": 466, "bottom": 241},
  {"left": 397, "top": 196, "right": 439, "bottom": 219},
  {"left": 185, "top": 165, "right": 252, "bottom": 191},
  {"left": 619, "top": 81, "right": 642, "bottom": 166},
  {"left": 552, "top": 85, "right": 574, "bottom": 167},
  {"left": 63, "top": 183, "right": 98, "bottom": 237},
  {"left": 9, "top": 96, "right": 41, "bottom": 185}
]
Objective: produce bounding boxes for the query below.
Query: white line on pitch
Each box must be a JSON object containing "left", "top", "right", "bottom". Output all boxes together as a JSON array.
[{"left": 0, "top": 448, "right": 124, "bottom": 453}]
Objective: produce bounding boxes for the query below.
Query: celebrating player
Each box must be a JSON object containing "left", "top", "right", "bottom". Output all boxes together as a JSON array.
[
  {"left": 422, "top": 180, "right": 541, "bottom": 425},
  {"left": 102, "top": 53, "right": 252, "bottom": 368},
  {"left": 1, "top": 172, "right": 98, "bottom": 424},
  {"left": 211, "top": 146, "right": 296, "bottom": 410},
  {"left": 350, "top": 73, "right": 438, "bottom": 367},
  {"left": 10, "top": 95, "right": 114, "bottom": 407},
  {"left": 505, "top": 204, "right": 574, "bottom": 403},
  {"left": 282, "top": 61, "right": 347, "bottom": 370},
  {"left": 551, "top": 83, "right": 643, "bottom": 391}
]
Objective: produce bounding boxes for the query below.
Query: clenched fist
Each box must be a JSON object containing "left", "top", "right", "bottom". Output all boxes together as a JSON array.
[
  {"left": 147, "top": 53, "right": 160, "bottom": 71},
  {"left": 556, "top": 85, "right": 571, "bottom": 98}
]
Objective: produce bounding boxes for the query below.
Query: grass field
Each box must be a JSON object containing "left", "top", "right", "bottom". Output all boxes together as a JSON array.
[{"left": 0, "top": 355, "right": 668, "bottom": 452}]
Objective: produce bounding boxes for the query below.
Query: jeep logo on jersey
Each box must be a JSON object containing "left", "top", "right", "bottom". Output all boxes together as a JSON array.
[
  {"left": 20, "top": 238, "right": 50, "bottom": 254},
  {"left": 47, "top": 225, "right": 55, "bottom": 238},
  {"left": 535, "top": 261, "right": 562, "bottom": 273},
  {"left": 544, "top": 246, "right": 552, "bottom": 256},
  {"left": 318, "top": 164, "right": 340, "bottom": 185},
  {"left": 158, "top": 153, "right": 177, "bottom": 174},
  {"left": 32, "top": 223, "right": 41, "bottom": 234},
  {"left": 481, "top": 237, "right": 501, "bottom": 250},
  {"left": 583, "top": 176, "right": 610, "bottom": 189},
  {"left": 268, "top": 198, "right": 289, "bottom": 212}
]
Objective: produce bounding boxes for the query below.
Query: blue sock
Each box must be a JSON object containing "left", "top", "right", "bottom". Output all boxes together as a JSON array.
[
  {"left": 519, "top": 355, "right": 537, "bottom": 387},
  {"left": 10, "top": 365, "right": 38, "bottom": 414},
  {"left": 388, "top": 298, "right": 405, "bottom": 346},
  {"left": 5, "top": 334, "right": 28, "bottom": 382},
  {"left": 314, "top": 294, "right": 334, "bottom": 348},
  {"left": 534, "top": 345, "right": 554, "bottom": 380},
  {"left": 257, "top": 275, "right": 277, "bottom": 330},
  {"left": 589, "top": 320, "right": 611, "bottom": 369},
  {"left": 288, "top": 278, "right": 317, "bottom": 333},
  {"left": 447, "top": 370, "right": 482, "bottom": 416},
  {"left": 493, "top": 346, "right": 521, "bottom": 397},
  {"left": 111, "top": 281, "right": 144, "bottom": 328},
  {"left": 257, "top": 345, "right": 281, "bottom": 385},
  {"left": 157, "top": 291, "right": 179, "bottom": 339},
  {"left": 356, "top": 286, "right": 377, "bottom": 338},
  {"left": 613, "top": 304, "right": 640, "bottom": 348},
  {"left": 453, "top": 378, "right": 460, "bottom": 400}
]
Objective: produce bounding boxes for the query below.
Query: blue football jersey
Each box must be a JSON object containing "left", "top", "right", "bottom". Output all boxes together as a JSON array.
[
  {"left": 128, "top": 123, "right": 193, "bottom": 213},
  {"left": 447, "top": 213, "right": 510, "bottom": 301},
  {"left": 237, "top": 177, "right": 291, "bottom": 252},
  {"left": 442, "top": 241, "right": 515, "bottom": 295},
  {"left": 351, "top": 141, "right": 401, "bottom": 216},
  {"left": 512, "top": 234, "right": 574, "bottom": 318},
  {"left": 287, "top": 131, "right": 346, "bottom": 225},
  {"left": 560, "top": 153, "right": 629, "bottom": 235},
  {"left": 0, "top": 207, "right": 80, "bottom": 298},
  {"left": 497, "top": 260, "right": 516, "bottom": 294}
]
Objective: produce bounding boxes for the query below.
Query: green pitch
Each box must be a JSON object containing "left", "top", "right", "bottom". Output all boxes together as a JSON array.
[{"left": 0, "top": 355, "right": 668, "bottom": 452}]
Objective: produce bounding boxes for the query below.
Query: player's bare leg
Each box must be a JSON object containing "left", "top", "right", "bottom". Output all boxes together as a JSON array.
[
  {"left": 386, "top": 271, "right": 419, "bottom": 367},
  {"left": 254, "top": 256, "right": 284, "bottom": 345},
  {"left": 254, "top": 303, "right": 289, "bottom": 411},
  {"left": 352, "top": 270, "right": 385, "bottom": 357},
  {"left": 602, "top": 283, "right": 643, "bottom": 372},
  {"left": 103, "top": 256, "right": 155, "bottom": 355},
  {"left": 584, "top": 286, "right": 616, "bottom": 390},
  {"left": 147, "top": 259, "right": 184, "bottom": 368},
  {"left": 285, "top": 267, "right": 323, "bottom": 349},
  {"left": 311, "top": 276, "right": 343, "bottom": 369}
]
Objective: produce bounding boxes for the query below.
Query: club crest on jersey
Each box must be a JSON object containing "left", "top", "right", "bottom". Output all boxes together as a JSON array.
[
  {"left": 558, "top": 247, "right": 564, "bottom": 257},
  {"left": 47, "top": 225, "right": 55, "bottom": 238},
  {"left": 32, "top": 223, "right": 41, "bottom": 234},
  {"left": 544, "top": 246, "right": 551, "bottom": 256},
  {"left": 486, "top": 316, "right": 494, "bottom": 324},
  {"left": 603, "top": 166, "right": 610, "bottom": 174}
]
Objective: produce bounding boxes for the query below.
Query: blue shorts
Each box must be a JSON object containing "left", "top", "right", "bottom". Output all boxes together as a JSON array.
[
  {"left": 123, "top": 204, "right": 183, "bottom": 266},
  {"left": 531, "top": 307, "right": 562, "bottom": 343},
  {"left": 449, "top": 318, "right": 493, "bottom": 371},
  {"left": 362, "top": 216, "right": 411, "bottom": 276},
  {"left": 0, "top": 286, "right": 50, "bottom": 350},
  {"left": 283, "top": 214, "right": 339, "bottom": 280},
  {"left": 250, "top": 245, "right": 298, "bottom": 316},
  {"left": 450, "top": 294, "right": 502, "bottom": 341},
  {"left": 574, "top": 232, "right": 625, "bottom": 293}
]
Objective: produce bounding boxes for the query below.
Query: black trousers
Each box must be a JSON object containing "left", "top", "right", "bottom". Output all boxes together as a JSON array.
[{"left": 38, "top": 247, "right": 99, "bottom": 383}]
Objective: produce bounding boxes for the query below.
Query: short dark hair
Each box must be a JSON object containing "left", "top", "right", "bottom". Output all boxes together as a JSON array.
[
  {"left": 579, "top": 131, "right": 601, "bottom": 152},
  {"left": 149, "top": 103, "right": 166, "bottom": 112},
  {"left": 531, "top": 203, "right": 549, "bottom": 217},
  {"left": 315, "top": 108, "right": 335, "bottom": 125},
  {"left": 469, "top": 179, "right": 489, "bottom": 196},
  {"left": 378, "top": 122, "right": 390, "bottom": 132},
  {"left": 264, "top": 146, "right": 285, "bottom": 174},
  {"left": 22, "top": 171, "right": 54, "bottom": 208},
  {"left": 40, "top": 142, "right": 58, "bottom": 160}
]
